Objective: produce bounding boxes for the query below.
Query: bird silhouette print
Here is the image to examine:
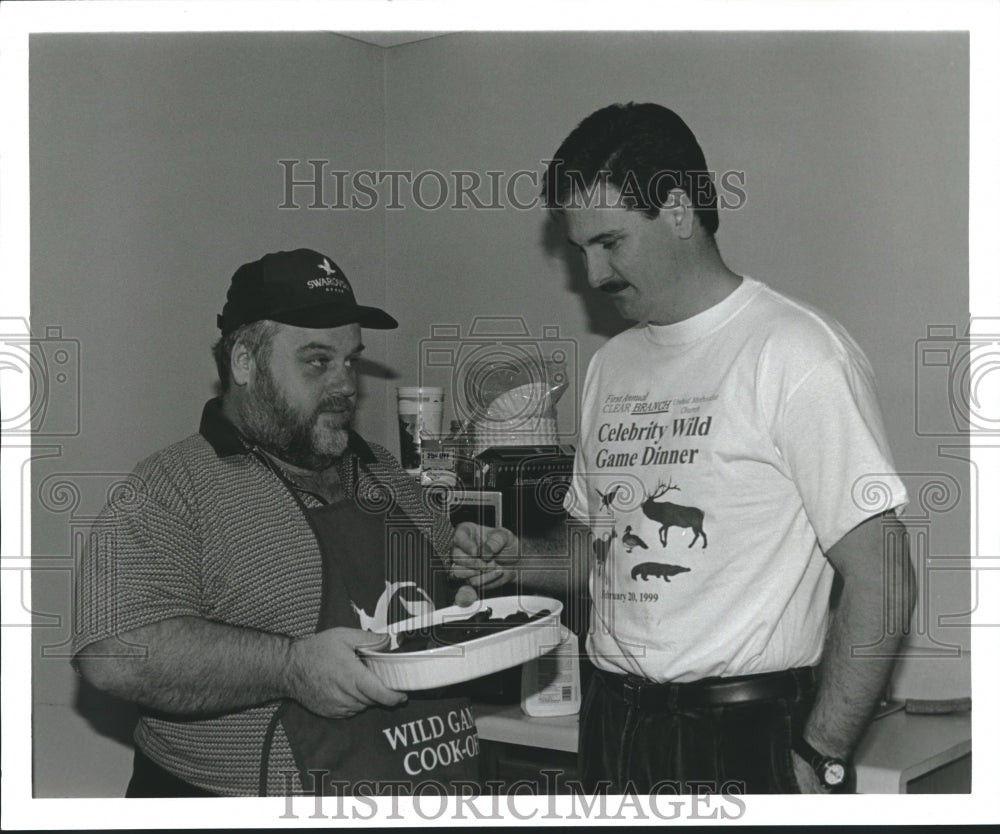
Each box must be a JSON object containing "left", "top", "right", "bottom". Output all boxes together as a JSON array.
[{"left": 621, "top": 525, "right": 649, "bottom": 554}]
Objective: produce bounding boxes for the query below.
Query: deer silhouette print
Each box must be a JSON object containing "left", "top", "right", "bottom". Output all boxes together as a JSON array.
[{"left": 641, "top": 478, "right": 708, "bottom": 549}]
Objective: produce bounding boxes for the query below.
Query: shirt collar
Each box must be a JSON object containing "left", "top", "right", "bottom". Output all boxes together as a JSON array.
[{"left": 198, "top": 397, "right": 377, "bottom": 464}]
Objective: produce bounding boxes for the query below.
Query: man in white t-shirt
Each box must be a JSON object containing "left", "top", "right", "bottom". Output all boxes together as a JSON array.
[{"left": 533, "top": 103, "right": 914, "bottom": 794}]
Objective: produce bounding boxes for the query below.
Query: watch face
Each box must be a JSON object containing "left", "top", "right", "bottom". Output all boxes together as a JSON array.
[{"left": 824, "top": 762, "right": 846, "bottom": 786}]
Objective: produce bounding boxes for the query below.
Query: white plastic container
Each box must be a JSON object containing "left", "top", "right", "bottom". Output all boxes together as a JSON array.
[
  {"left": 520, "top": 625, "right": 582, "bottom": 717},
  {"left": 396, "top": 386, "right": 444, "bottom": 473}
]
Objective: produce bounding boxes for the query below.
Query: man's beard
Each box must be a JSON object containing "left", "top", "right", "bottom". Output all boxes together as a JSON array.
[{"left": 238, "top": 365, "right": 353, "bottom": 471}]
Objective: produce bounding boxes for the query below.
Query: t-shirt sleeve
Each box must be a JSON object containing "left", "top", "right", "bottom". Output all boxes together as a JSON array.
[
  {"left": 775, "top": 351, "right": 909, "bottom": 553},
  {"left": 72, "top": 458, "right": 204, "bottom": 657},
  {"left": 563, "top": 355, "right": 600, "bottom": 524},
  {"left": 563, "top": 443, "right": 597, "bottom": 522}
]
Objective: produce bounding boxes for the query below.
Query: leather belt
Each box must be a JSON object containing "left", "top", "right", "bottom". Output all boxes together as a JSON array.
[{"left": 597, "top": 666, "right": 816, "bottom": 710}]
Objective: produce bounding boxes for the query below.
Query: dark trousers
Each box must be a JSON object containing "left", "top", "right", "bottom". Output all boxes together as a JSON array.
[
  {"left": 125, "top": 747, "right": 218, "bottom": 797},
  {"left": 579, "top": 668, "right": 816, "bottom": 795}
]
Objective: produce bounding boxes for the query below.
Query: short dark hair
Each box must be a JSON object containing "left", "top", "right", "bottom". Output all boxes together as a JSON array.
[
  {"left": 542, "top": 102, "right": 720, "bottom": 235},
  {"left": 212, "top": 320, "right": 277, "bottom": 392}
]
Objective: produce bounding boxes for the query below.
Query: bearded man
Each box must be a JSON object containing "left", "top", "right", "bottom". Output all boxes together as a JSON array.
[{"left": 73, "top": 249, "right": 515, "bottom": 797}]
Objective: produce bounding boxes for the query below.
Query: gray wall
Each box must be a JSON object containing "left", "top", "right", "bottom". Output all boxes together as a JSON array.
[{"left": 29, "top": 31, "right": 970, "bottom": 797}]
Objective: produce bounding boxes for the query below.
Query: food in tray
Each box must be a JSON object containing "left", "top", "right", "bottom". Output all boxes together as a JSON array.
[
  {"left": 390, "top": 606, "right": 554, "bottom": 653},
  {"left": 357, "top": 595, "right": 563, "bottom": 690}
]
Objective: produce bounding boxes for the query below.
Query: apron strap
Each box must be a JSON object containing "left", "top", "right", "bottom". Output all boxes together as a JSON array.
[{"left": 259, "top": 701, "right": 291, "bottom": 797}]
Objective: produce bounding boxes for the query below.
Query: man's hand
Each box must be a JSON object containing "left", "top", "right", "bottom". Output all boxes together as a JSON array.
[
  {"left": 285, "top": 627, "right": 407, "bottom": 718},
  {"left": 449, "top": 522, "right": 518, "bottom": 593},
  {"left": 453, "top": 585, "right": 480, "bottom": 607}
]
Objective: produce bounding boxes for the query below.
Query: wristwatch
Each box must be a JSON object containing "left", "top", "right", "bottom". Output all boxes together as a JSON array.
[{"left": 793, "top": 737, "right": 850, "bottom": 793}]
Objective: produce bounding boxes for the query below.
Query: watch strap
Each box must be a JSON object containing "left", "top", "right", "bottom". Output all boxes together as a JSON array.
[{"left": 793, "top": 736, "right": 849, "bottom": 792}]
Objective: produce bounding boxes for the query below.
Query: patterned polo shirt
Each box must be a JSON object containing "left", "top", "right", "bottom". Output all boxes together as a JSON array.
[{"left": 72, "top": 399, "right": 455, "bottom": 795}]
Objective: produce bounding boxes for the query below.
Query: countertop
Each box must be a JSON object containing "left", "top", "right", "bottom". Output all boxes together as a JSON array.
[
  {"left": 475, "top": 701, "right": 579, "bottom": 753},
  {"left": 473, "top": 701, "right": 971, "bottom": 793},
  {"left": 852, "top": 707, "right": 971, "bottom": 792}
]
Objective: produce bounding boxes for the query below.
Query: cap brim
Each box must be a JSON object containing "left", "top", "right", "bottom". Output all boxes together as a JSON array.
[{"left": 272, "top": 304, "right": 399, "bottom": 330}]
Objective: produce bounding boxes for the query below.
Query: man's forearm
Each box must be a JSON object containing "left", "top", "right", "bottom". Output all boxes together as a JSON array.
[
  {"left": 515, "top": 522, "right": 593, "bottom": 597},
  {"left": 76, "top": 617, "right": 292, "bottom": 717},
  {"left": 517, "top": 560, "right": 587, "bottom": 597},
  {"left": 805, "top": 515, "right": 915, "bottom": 758}
]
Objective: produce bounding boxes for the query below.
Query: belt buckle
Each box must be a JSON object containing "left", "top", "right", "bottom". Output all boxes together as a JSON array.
[{"left": 622, "top": 676, "right": 643, "bottom": 708}]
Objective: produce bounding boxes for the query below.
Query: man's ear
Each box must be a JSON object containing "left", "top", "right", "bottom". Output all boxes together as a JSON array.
[
  {"left": 230, "top": 340, "right": 253, "bottom": 387},
  {"left": 661, "top": 189, "right": 696, "bottom": 240}
]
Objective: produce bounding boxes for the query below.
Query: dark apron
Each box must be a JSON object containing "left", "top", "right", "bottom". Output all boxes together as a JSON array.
[{"left": 274, "top": 479, "right": 479, "bottom": 795}]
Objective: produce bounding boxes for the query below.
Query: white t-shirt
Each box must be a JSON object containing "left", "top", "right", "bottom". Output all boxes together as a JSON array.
[{"left": 564, "top": 277, "right": 908, "bottom": 683}]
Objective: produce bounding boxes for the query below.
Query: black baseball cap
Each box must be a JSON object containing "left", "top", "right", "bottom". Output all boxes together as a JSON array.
[{"left": 217, "top": 248, "right": 398, "bottom": 335}]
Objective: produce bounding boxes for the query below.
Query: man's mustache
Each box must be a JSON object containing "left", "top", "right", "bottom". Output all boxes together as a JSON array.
[{"left": 598, "top": 279, "right": 630, "bottom": 294}]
